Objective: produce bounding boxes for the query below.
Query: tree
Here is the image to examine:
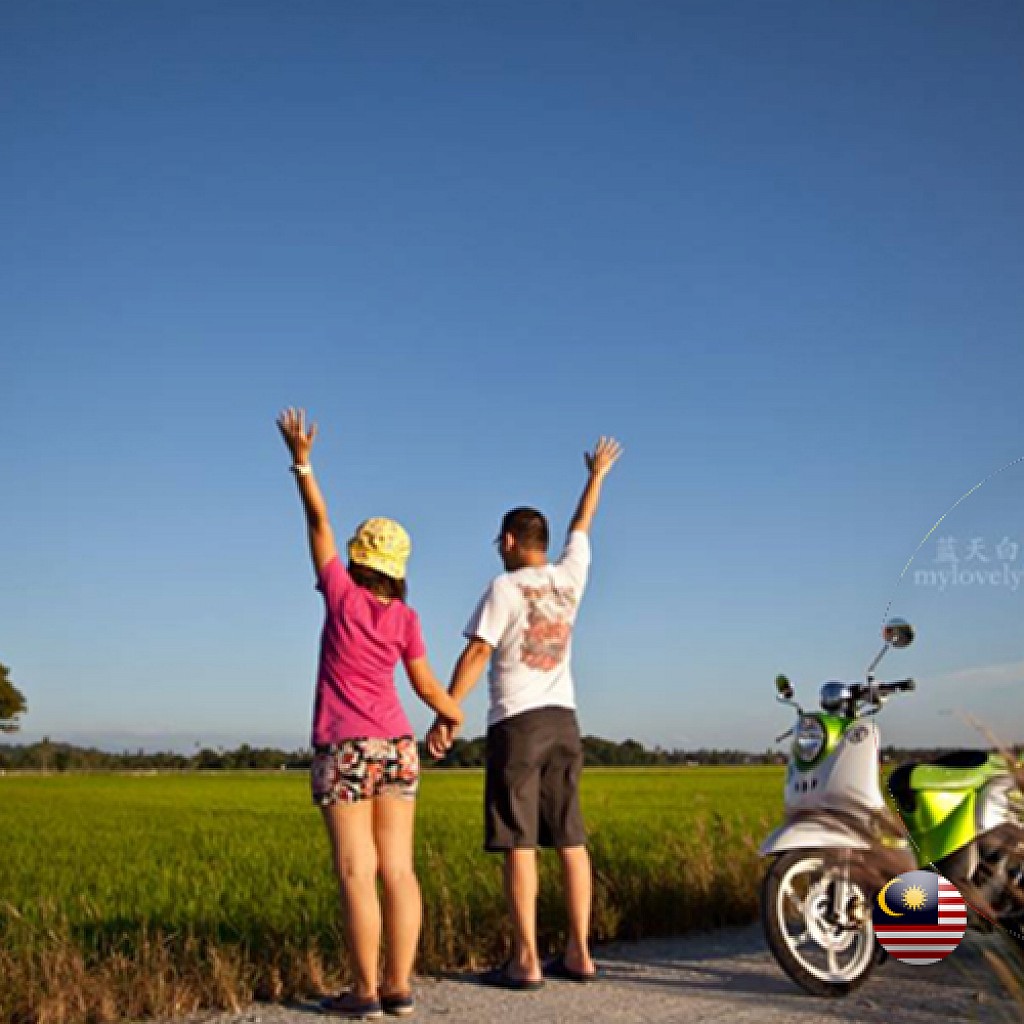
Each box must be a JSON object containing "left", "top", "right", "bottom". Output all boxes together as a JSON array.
[{"left": 0, "top": 663, "right": 27, "bottom": 732}]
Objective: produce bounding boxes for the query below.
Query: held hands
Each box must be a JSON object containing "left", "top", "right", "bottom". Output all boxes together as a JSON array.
[
  {"left": 585, "top": 436, "right": 623, "bottom": 479},
  {"left": 426, "top": 715, "right": 460, "bottom": 761},
  {"left": 276, "top": 407, "right": 318, "bottom": 465}
]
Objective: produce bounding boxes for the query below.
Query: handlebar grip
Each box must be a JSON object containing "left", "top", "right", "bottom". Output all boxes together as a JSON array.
[
  {"left": 880, "top": 678, "right": 915, "bottom": 694},
  {"left": 848, "top": 679, "right": 916, "bottom": 701}
]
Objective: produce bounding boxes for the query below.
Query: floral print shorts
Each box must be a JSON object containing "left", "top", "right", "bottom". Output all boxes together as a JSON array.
[{"left": 311, "top": 736, "right": 420, "bottom": 806}]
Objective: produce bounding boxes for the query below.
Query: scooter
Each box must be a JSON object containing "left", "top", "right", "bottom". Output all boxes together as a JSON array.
[{"left": 759, "top": 618, "right": 1024, "bottom": 997}]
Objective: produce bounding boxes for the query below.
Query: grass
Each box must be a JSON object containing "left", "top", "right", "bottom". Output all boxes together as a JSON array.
[{"left": 0, "top": 767, "right": 782, "bottom": 1024}]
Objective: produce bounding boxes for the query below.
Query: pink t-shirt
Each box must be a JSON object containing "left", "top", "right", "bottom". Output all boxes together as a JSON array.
[{"left": 311, "top": 555, "right": 425, "bottom": 746}]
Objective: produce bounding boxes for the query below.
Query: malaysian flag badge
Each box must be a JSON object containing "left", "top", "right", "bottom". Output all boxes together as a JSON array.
[{"left": 871, "top": 869, "right": 967, "bottom": 964}]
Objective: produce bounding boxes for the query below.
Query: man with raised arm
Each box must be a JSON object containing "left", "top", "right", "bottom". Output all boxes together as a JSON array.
[{"left": 427, "top": 437, "right": 623, "bottom": 989}]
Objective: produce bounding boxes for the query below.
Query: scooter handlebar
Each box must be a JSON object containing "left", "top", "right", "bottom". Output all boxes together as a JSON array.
[
  {"left": 847, "top": 678, "right": 915, "bottom": 702},
  {"left": 876, "top": 678, "right": 916, "bottom": 696}
]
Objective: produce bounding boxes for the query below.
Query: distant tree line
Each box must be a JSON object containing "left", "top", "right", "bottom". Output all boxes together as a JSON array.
[
  {"left": 2, "top": 735, "right": 1017, "bottom": 773},
  {"left": 436, "top": 736, "right": 787, "bottom": 767},
  {"left": 0, "top": 740, "right": 314, "bottom": 772},
  {"left": 0, "top": 737, "right": 792, "bottom": 772}
]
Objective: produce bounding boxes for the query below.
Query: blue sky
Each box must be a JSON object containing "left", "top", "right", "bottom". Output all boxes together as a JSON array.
[{"left": 2, "top": 1, "right": 1022, "bottom": 753}]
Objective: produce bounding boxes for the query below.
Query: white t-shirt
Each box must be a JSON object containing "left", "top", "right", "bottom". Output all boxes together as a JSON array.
[{"left": 464, "top": 530, "right": 591, "bottom": 728}]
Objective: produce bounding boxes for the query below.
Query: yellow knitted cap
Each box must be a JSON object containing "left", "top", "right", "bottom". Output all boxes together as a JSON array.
[{"left": 347, "top": 517, "right": 411, "bottom": 580}]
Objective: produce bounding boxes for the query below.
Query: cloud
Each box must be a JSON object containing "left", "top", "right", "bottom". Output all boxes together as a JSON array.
[{"left": 929, "top": 660, "right": 1024, "bottom": 690}]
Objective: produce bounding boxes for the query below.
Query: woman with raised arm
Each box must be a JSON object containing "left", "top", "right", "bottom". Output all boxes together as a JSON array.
[{"left": 277, "top": 407, "right": 464, "bottom": 1019}]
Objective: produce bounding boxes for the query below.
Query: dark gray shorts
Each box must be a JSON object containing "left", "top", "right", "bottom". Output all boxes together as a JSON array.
[{"left": 484, "top": 705, "right": 587, "bottom": 852}]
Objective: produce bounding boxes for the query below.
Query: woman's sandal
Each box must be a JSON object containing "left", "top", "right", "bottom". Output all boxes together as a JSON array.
[
  {"left": 380, "top": 990, "right": 415, "bottom": 1016},
  {"left": 479, "top": 960, "right": 545, "bottom": 990},
  {"left": 543, "top": 954, "right": 602, "bottom": 983},
  {"left": 318, "top": 991, "right": 384, "bottom": 1019}
]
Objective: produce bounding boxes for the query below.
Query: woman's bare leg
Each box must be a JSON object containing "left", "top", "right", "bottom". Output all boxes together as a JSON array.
[
  {"left": 321, "top": 800, "right": 380, "bottom": 999},
  {"left": 373, "top": 795, "right": 422, "bottom": 995}
]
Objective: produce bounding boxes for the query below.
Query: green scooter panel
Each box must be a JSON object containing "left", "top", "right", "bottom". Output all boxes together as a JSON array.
[
  {"left": 905, "top": 789, "right": 977, "bottom": 865},
  {"left": 895, "top": 753, "right": 1010, "bottom": 864}
]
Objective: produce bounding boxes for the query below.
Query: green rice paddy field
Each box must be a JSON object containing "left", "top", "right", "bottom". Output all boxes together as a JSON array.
[{"left": 1, "top": 768, "right": 782, "bottom": 1024}]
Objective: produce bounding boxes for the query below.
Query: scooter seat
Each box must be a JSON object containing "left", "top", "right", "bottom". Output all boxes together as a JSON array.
[{"left": 910, "top": 762, "right": 994, "bottom": 792}]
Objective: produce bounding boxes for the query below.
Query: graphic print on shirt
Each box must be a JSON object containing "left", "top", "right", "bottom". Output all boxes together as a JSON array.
[{"left": 519, "top": 584, "right": 578, "bottom": 671}]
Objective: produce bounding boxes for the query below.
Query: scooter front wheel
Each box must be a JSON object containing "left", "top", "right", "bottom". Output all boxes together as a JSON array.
[{"left": 761, "top": 849, "right": 879, "bottom": 997}]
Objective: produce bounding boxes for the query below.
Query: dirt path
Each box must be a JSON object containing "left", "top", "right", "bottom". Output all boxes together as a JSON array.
[{"left": 197, "top": 923, "right": 1020, "bottom": 1024}]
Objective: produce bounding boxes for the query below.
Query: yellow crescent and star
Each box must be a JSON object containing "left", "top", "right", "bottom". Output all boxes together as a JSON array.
[{"left": 877, "top": 879, "right": 928, "bottom": 917}]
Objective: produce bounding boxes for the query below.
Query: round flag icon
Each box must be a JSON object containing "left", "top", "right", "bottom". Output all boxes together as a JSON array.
[{"left": 871, "top": 869, "right": 967, "bottom": 964}]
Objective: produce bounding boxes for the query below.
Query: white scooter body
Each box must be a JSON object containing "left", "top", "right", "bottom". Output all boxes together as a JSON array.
[
  {"left": 759, "top": 720, "right": 887, "bottom": 855},
  {"left": 978, "top": 774, "right": 1019, "bottom": 833}
]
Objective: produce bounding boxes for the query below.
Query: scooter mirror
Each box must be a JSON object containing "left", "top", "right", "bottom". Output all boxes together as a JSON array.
[
  {"left": 775, "top": 674, "right": 794, "bottom": 700},
  {"left": 883, "top": 617, "right": 915, "bottom": 648}
]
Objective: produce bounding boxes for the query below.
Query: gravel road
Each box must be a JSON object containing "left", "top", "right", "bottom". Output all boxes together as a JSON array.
[{"left": 194, "top": 923, "right": 1021, "bottom": 1024}]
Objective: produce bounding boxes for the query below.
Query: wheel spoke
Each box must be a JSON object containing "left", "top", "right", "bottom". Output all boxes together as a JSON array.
[
  {"left": 780, "top": 881, "right": 805, "bottom": 916},
  {"left": 827, "top": 944, "right": 839, "bottom": 977},
  {"left": 786, "top": 896, "right": 806, "bottom": 917}
]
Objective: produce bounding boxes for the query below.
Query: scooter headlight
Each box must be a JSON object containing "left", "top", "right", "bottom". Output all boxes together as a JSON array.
[{"left": 794, "top": 716, "right": 825, "bottom": 761}]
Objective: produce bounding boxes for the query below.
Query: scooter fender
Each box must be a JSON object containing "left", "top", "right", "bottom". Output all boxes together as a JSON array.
[{"left": 759, "top": 816, "right": 873, "bottom": 857}]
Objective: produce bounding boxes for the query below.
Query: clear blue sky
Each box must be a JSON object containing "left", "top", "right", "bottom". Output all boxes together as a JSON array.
[{"left": 3, "top": 1, "right": 1023, "bottom": 753}]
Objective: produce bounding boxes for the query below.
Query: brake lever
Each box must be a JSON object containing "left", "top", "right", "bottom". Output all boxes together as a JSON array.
[{"left": 775, "top": 727, "right": 794, "bottom": 743}]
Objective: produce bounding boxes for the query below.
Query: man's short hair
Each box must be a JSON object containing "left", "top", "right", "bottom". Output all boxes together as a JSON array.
[{"left": 501, "top": 507, "right": 549, "bottom": 551}]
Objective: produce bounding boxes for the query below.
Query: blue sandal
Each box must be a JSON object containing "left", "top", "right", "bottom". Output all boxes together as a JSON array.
[
  {"left": 381, "top": 990, "right": 415, "bottom": 1016},
  {"left": 479, "top": 961, "right": 545, "bottom": 991},
  {"left": 319, "top": 991, "right": 384, "bottom": 1019},
  {"left": 543, "top": 954, "right": 602, "bottom": 983}
]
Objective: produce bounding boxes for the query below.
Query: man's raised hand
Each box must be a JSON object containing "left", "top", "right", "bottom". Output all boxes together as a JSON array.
[{"left": 585, "top": 436, "right": 623, "bottom": 478}]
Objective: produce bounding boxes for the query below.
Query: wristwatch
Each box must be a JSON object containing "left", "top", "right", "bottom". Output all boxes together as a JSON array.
[{"left": 289, "top": 463, "right": 312, "bottom": 476}]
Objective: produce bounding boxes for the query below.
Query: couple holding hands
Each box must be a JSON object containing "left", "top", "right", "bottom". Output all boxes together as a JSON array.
[{"left": 277, "top": 408, "right": 622, "bottom": 1019}]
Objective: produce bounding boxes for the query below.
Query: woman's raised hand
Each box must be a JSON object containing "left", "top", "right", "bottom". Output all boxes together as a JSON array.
[{"left": 276, "top": 407, "right": 319, "bottom": 464}]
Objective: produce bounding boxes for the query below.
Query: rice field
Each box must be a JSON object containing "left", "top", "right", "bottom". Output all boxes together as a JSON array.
[{"left": 0, "top": 767, "right": 782, "bottom": 1024}]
